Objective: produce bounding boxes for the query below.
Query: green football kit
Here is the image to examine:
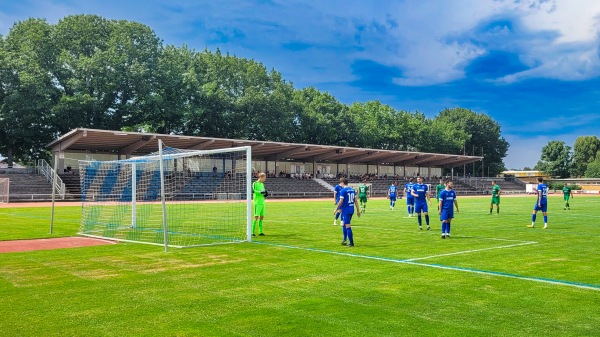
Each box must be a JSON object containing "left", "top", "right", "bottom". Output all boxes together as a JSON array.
[
  {"left": 435, "top": 183, "right": 445, "bottom": 200},
  {"left": 491, "top": 184, "right": 501, "bottom": 205},
  {"left": 562, "top": 186, "right": 572, "bottom": 209},
  {"left": 252, "top": 180, "right": 266, "bottom": 235},
  {"left": 358, "top": 184, "right": 368, "bottom": 212}
]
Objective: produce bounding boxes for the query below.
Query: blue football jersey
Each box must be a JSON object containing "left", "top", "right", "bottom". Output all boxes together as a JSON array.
[
  {"left": 334, "top": 184, "right": 343, "bottom": 202},
  {"left": 339, "top": 186, "right": 356, "bottom": 214},
  {"left": 439, "top": 189, "right": 456, "bottom": 211},
  {"left": 388, "top": 185, "right": 397, "bottom": 196},
  {"left": 412, "top": 183, "right": 428, "bottom": 202},
  {"left": 537, "top": 183, "right": 548, "bottom": 204},
  {"left": 404, "top": 183, "right": 413, "bottom": 198}
]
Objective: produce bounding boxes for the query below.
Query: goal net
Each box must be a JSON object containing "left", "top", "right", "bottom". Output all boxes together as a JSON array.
[
  {"left": 78, "top": 144, "right": 252, "bottom": 249},
  {"left": 0, "top": 178, "right": 9, "bottom": 204}
]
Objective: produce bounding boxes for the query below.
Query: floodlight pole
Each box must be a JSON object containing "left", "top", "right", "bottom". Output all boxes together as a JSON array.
[{"left": 159, "top": 140, "right": 169, "bottom": 252}]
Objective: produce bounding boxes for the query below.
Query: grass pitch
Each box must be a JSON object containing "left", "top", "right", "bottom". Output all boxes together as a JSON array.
[{"left": 0, "top": 195, "right": 599, "bottom": 336}]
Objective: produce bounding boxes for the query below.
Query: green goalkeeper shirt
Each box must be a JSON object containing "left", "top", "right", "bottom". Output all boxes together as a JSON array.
[
  {"left": 562, "top": 186, "right": 572, "bottom": 197},
  {"left": 253, "top": 181, "right": 266, "bottom": 204}
]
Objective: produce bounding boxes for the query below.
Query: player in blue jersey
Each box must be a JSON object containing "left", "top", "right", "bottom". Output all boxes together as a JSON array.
[
  {"left": 335, "top": 178, "right": 361, "bottom": 247},
  {"left": 529, "top": 177, "right": 548, "bottom": 229},
  {"left": 438, "top": 180, "right": 459, "bottom": 239},
  {"left": 405, "top": 178, "right": 415, "bottom": 217},
  {"left": 387, "top": 181, "right": 398, "bottom": 210},
  {"left": 333, "top": 178, "right": 343, "bottom": 226},
  {"left": 410, "top": 176, "right": 431, "bottom": 230}
]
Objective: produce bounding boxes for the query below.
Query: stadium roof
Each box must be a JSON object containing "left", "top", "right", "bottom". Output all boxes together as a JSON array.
[{"left": 48, "top": 128, "right": 482, "bottom": 168}]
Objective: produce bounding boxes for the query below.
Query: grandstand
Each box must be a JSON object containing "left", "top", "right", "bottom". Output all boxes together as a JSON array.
[
  {"left": 0, "top": 128, "right": 487, "bottom": 202},
  {"left": 457, "top": 177, "right": 526, "bottom": 194},
  {"left": 0, "top": 168, "right": 53, "bottom": 201}
]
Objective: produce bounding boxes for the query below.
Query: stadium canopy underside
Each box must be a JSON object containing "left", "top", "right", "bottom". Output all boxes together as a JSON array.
[{"left": 47, "top": 128, "right": 481, "bottom": 170}]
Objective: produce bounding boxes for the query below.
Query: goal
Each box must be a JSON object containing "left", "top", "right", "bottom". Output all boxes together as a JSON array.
[
  {"left": 0, "top": 178, "right": 9, "bottom": 204},
  {"left": 78, "top": 143, "right": 252, "bottom": 249}
]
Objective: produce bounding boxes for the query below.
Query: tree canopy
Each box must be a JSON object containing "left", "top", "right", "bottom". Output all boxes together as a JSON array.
[
  {"left": 0, "top": 14, "right": 509, "bottom": 174},
  {"left": 572, "top": 136, "right": 600, "bottom": 177},
  {"left": 535, "top": 141, "right": 573, "bottom": 178}
]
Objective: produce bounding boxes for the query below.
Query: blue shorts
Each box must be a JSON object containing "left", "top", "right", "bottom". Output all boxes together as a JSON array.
[
  {"left": 406, "top": 197, "right": 414, "bottom": 205},
  {"left": 389, "top": 195, "right": 396, "bottom": 202},
  {"left": 440, "top": 209, "right": 454, "bottom": 221},
  {"left": 415, "top": 202, "right": 428, "bottom": 213},
  {"left": 341, "top": 212, "right": 354, "bottom": 225},
  {"left": 534, "top": 202, "right": 548, "bottom": 212}
]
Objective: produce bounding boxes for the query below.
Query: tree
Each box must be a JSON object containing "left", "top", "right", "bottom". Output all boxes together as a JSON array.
[
  {"left": 572, "top": 136, "right": 600, "bottom": 177},
  {"left": 434, "top": 108, "right": 508, "bottom": 176},
  {"left": 291, "top": 87, "right": 347, "bottom": 145},
  {"left": 134, "top": 44, "right": 196, "bottom": 134},
  {"left": 0, "top": 18, "right": 58, "bottom": 165},
  {"left": 538, "top": 141, "right": 573, "bottom": 178},
  {"left": 584, "top": 156, "right": 600, "bottom": 178},
  {"left": 50, "top": 15, "right": 162, "bottom": 133}
]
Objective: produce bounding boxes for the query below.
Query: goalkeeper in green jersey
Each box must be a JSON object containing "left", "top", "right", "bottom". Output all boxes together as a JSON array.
[
  {"left": 562, "top": 183, "right": 573, "bottom": 210},
  {"left": 488, "top": 180, "right": 501, "bottom": 215},
  {"left": 435, "top": 178, "right": 445, "bottom": 211},
  {"left": 358, "top": 181, "right": 369, "bottom": 213},
  {"left": 252, "top": 172, "right": 268, "bottom": 236}
]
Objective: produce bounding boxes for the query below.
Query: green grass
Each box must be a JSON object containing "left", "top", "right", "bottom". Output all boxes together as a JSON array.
[{"left": 1, "top": 195, "right": 600, "bottom": 336}]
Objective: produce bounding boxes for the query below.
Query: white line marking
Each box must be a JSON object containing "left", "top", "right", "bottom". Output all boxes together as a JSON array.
[
  {"left": 403, "top": 241, "right": 538, "bottom": 261},
  {"left": 258, "top": 242, "right": 600, "bottom": 292},
  {"left": 403, "top": 261, "right": 600, "bottom": 292}
]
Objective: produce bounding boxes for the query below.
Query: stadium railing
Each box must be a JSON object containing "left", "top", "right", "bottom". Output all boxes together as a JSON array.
[{"left": 36, "top": 159, "right": 66, "bottom": 199}]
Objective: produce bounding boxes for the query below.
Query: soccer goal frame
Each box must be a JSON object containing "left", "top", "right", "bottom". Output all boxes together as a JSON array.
[
  {"left": 0, "top": 178, "right": 9, "bottom": 204},
  {"left": 77, "top": 141, "right": 252, "bottom": 251}
]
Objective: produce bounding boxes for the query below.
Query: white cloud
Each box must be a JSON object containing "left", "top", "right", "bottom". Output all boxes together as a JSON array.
[
  {"left": 309, "top": 0, "right": 600, "bottom": 85},
  {"left": 3, "top": 0, "right": 600, "bottom": 87},
  {"left": 517, "top": 0, "right": 600, "bottom": 44}
]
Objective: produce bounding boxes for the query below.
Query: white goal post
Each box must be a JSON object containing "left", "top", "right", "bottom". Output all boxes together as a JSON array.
[
  {"left": 78, "top": 142, "right": 252, "bottom": 250},
  {"left": 0, "top": 178, "right": 9, "bottom": 204}
]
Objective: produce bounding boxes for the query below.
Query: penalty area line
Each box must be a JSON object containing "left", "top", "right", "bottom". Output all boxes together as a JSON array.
[{"left": 253, "top": 241, "right": 600, "bottom": 292}]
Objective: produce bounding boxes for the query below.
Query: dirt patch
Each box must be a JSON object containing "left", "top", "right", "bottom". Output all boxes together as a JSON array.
[{"left": 0, "top": 237, "right": 117, "bottom": 253}]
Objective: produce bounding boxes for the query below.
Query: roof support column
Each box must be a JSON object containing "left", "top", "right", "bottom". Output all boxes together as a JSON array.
[{"left": 53, "top": 151, "right": 65, "bottom": 173}]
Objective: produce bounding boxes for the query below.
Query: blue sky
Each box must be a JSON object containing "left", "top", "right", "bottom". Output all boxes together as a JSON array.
[{"left": 1, "top": 0, "right": 600, "bottom": 169}]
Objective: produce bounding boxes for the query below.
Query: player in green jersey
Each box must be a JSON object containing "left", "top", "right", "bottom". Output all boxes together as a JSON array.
[
  {"left": 358, "top": 180, "right": 369, "bottom": 213},
  {"left": 252, "top": 172, "right": 268, "bottom": 236},
  {"left": 488, "top": 180, "right": 501, "bottom": 215},
  {"left": 562, "top": 183, "right": 573, "bottom": 210},
  {"left": 435, "top": 178, "right": 445, "bottom": 211}
]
